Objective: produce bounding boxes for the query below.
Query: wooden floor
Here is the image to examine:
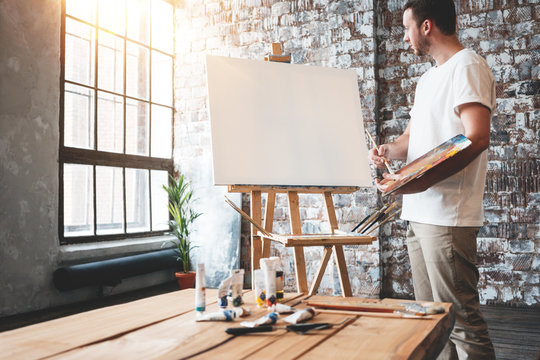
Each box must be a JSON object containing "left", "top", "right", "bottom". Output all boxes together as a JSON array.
[
  {"left": 480, "top": 305, "right": 540, "bottom": 360},
  {"left": 0, "top": 285, "right": 538, "bottom": 359}
]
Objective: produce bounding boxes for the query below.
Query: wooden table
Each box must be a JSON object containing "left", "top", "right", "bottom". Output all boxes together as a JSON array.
[{"left": 0, "top": 289, "right": 454, "bottom": 360}]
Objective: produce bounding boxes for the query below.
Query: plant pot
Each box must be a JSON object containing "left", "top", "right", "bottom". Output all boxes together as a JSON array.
[{"left": 175, "top": 271, "right": 196, "bottom": 289}]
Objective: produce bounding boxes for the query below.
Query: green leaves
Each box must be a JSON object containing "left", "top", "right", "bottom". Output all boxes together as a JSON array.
[{"left": 163, "top": 174, "right": 202, "bottom": 273}]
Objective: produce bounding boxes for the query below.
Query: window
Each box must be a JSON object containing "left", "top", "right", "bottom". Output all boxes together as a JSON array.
[{"left": 60, "top": 0, "right": 174, "bottom": 244}]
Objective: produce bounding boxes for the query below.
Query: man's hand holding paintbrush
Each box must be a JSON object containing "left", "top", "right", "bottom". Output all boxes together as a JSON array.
[{"left": 366, "top": 129, "right": 409, "bottom": 193}]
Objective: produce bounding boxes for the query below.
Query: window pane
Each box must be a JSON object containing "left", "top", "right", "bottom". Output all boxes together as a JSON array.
[
  {"left": 98, "top": 0, "right": 125, "bottom": 35},
  {"left": 127, "top": 0, "right": 150, "bottom": 44},
  {"left": 98, "top": 30, "right": 124, "bottom": 93},
  {"left": 151, "top": 170, "right": 169, "bottom": 231},
  {"left": 65, "top": 18, "right": 95, "bottom": 87},
  {"left": 126, "top": 99, "right": 149, "bottom": 155},
  {"left": 126, "top": 168, "right": 150, "bottom": 233},
  {"left": 126, "top": 41, "right": 149, "bottom": 99},
  {"left": 64, "top": 164, "right": 94, "bottom": 237},
  {"left": 151, "top": 51, "right": 172, "bottom": 106},
  {"left": 98, "top": 92, "right": 124, "bottom": 153},
  {"left": 96, "top": 166, "right": 124, "bottom": 234},
  {"left": 66, "top": 0, "right": 96, "bottom": 24},
  {"left": 151, "top": 104, "right": 172, "bottom": 158},
  {"left": 151, "top": 0, "right": 173, "bottom": 54},
  {"left": 64, "top": 83, "right": 95, "bottom": 149}
]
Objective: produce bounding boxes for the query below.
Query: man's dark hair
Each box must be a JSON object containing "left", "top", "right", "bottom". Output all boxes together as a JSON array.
[{"left": 404, "top": 0, "right": 457, "bottom": 35}]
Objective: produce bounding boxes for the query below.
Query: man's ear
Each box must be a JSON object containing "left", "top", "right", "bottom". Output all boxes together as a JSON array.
[{"left": 422, "top": 19, "right": 432, "bottom": 35}]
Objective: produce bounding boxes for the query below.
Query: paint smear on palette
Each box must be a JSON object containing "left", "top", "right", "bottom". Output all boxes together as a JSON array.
[{"left": 380, "top": 134, "right": 472, "bottom": 196}]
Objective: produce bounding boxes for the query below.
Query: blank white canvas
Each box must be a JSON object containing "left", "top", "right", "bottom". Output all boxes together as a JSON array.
[{"left": 206, "top": 55, "right": 372, "bottom": 187}]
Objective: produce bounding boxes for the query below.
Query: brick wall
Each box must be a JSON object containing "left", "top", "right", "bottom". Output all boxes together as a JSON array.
[{"left": 174, "top": 0, "right": 539, "bottom": 305}]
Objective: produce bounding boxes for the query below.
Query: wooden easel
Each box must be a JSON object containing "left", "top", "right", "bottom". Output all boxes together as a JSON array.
[
  {"left": 228, "top": 185, "right": 376, "bottom": 296},
  {"left": 227, "top": 44, "right": 375, "bottom": 296}
]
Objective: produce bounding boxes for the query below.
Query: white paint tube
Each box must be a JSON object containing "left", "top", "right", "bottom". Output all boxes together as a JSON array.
[
  {"left": 195, "top": 263, "right": 205, "bottom": 313},
  {"left": 269, "top": 256, "right": 284, "bottom": 302},
  {"left": 283, "top": 308, "right": 315, "bottom": 324},
  {"left": 261, "top": 258, "right": 277, "bottom": 307},
  {"left": 217, "top": 275, "right": 232, "bottom": 309},
  {"left": 273, "top": 303, "right": 296, "bottom": 314},
  {"left": 231, "top": 269, "right": 245, "bottom": 307},
  {"left": 239, "top": 312, "right": 279, "bottom": 328},
  {"left": 196, "top": 309, "right": 236, "bottom": 322},
  {"left": 232, "top": 306, "right": 251, "bottom": 318},
  {"left": 253, "top": 269, "right": 266, "bottom": 308}
]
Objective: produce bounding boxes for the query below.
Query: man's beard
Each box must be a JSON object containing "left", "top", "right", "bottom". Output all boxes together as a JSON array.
[{"left": 414, "top": 35, "right": 430, "bottom": 56}]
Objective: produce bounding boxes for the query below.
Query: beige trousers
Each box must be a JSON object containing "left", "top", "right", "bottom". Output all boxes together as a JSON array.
[{"left": 407, "top": 222, "right": 496, "bottom": 360}]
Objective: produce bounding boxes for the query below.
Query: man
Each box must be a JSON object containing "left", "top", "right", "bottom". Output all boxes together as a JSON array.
[{"left": 369, "top": 0, "right": 496, "bottom": 359}]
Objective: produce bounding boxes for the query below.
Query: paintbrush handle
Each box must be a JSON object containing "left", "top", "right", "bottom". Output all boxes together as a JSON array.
[{"left": 366, "top": 130, "right": 394, "bottom": 174}]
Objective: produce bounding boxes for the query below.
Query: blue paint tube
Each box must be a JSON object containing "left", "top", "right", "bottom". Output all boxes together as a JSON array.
[
  {"left": 217, "top": 275, "right": 232, "bottom": 309},
  {"left": 196, "top": 309, "right": 236, "bottom": 322},
  {"left": 230, "top": 269, "right": 244, "bottom": 307},
  {"left": 239, "top": 312, "right": 279, "bottom": 328}
]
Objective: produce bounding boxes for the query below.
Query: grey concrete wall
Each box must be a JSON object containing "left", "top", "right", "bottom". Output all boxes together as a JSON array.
[{"left": 0, "top": 0, "right": 64, "bottom": 316}]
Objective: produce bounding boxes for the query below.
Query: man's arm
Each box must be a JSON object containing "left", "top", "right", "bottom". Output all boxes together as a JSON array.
[{"left": 385, "top": 102, "right": 491, "bottom": 194}]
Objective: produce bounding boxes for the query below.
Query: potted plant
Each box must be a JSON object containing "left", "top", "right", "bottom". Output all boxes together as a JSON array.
[{"left": 163, "top": 174, "right": 202, "bottom": 289}]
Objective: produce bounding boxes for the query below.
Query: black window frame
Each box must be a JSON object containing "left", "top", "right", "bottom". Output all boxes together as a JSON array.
[{"left": 59, "top": 0, "right": 175, "bottom": 245}]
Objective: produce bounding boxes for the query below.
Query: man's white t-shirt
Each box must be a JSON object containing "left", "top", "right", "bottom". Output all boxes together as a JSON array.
[{"left": 401, "top": 48, "right": 496, "bottom": 227}]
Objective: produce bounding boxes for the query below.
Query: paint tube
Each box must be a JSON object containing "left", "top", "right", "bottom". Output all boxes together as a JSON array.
[
  {"left": 230, "top": 269, "right": 244, "bottom": 307},
  {"left": 273, "top": 303, "right": 296, "bottom": 314},
  {"left": 196, "top": 309, "right": 236, "bottom": 322},
  {"left": 283, "top": 308, "right": 315, "bottom": 324},
  {"left": 261, "top": 258, "right": 277, "bottom": 307},
  {"left": 195, "top": 263, "right": 205, "bottom": 313},
  {"left": 232, "top": 306, "right": 251, "bottom": 318},
  {"left": 270, "top": 256, "right": 284, "bottom": 302},
  {"left": 217, "top": 275, "right": 232, "bottom": 309},
  {"left": 240, "top": 312, "right": 279, "bottom": 328},
  {"left": 253, "top": 269, "right": 266, "bottom": 308}
]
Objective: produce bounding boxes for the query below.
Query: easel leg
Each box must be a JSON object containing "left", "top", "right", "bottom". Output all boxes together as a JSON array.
[
  {"left": 288, "top": 191, "right": 308, "bottom": 294},
  {"left": 334, "top": 245, "right": 353, "bottom": 296},
  {"left": 250, "top": 190, "right": 262, "bottom": 289},
  {"left": 309, "top": 246, "right": 333, "bottom": 296},
  {"left": 324, "top": 191, "right": 352, "bottom": 297},
  {"left": 262, "top": 192, "right": 275, "bottom": 259}
]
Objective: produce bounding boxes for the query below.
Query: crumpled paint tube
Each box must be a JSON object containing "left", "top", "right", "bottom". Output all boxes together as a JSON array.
[
  {"left": 217, "top": 275, "right": 232, "bottom": 309},
  {"left": 253, "top": 269, "right": 266, "bottom": 308},
  {"left": 273, "top": 303, "right": 296, "bottom": 314},
  {"left": 261, "top": 258, "right": 277, "bottom": 307},
  {"left": 283, "top": 308, "right": 315, "bottom": 324},
  {"left": 240, "top": 312, "right": 279, "bottom": 328},
  {"left": 196, "top": 309, "right": 236, "bottom": 322},
  {"left": 195, "top": 263, "right": 205, "bottom": 312},
  {"left": 233, "top": 307, "right": 251, "bottom": 318},
  {"left": 231, "top": 269, "right": 244, "bottom": 307}
]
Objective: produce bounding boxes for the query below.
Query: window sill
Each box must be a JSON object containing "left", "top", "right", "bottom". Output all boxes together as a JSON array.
[{"left": 59, "top": 234, "right": 177, "bottom": 265}]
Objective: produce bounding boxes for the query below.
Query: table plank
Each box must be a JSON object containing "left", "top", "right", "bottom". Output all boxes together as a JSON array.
[
  {"left": 299, "top": 300, "right": 454, "bottom": 360},
  {"left": 0, "top": 289, "right": 218, "bottom": 360},
  {"left": 47, "top": 292, "right": 304, "bottom": 360}
]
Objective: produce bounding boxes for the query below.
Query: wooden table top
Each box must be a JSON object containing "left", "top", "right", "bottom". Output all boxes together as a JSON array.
[{"left": 0, "top": 289, "right": 454, "bottom": 360}]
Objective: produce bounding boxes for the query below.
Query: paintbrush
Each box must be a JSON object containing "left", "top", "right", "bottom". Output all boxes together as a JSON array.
[
  {"left": 361, "top": 202, "right": 398, "bottom": 233},
  {"left": 225, "top": 317, "right": 352, "bottom": 335},
  {"left": 354, "top": 203, "right": 390, "bottom": 234},
  {"left": 365, "top": 209, "right": 401, "bottom": 235},
  {"left": 351, "top": 207, "right": 381, "bottom": 232},
  {"left": 365, "top": 129, "right": 394, "bottom": 174},
  {"left": 358, "top": 201, "right": 398, "bottom": 234}
]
